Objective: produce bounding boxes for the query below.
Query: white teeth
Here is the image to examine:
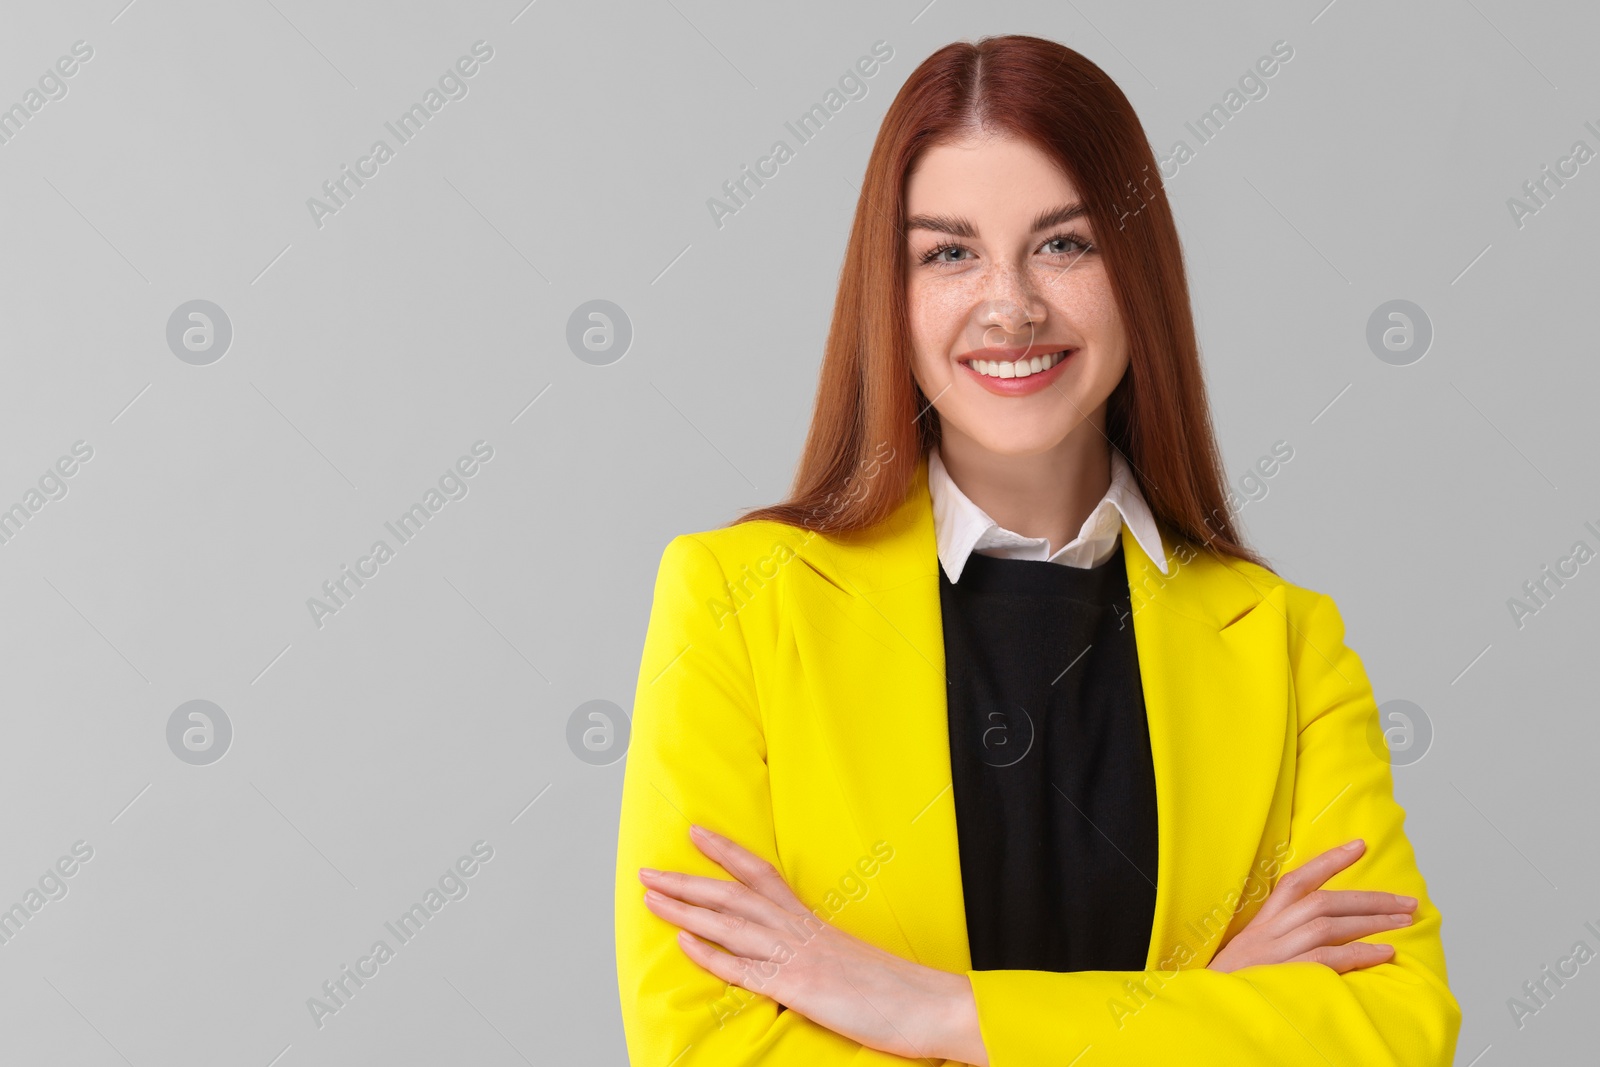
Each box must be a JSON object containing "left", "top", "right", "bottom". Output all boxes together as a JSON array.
[{"left": 968, "top": 350, "right": 1069, "bottom": 378}]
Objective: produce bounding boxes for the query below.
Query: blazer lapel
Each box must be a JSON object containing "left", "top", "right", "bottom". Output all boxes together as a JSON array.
[
  {"left": 781, "top": 451, "right": 1287, "bottom": 974},
  {"left": 781, "top": 454, "right": 968, "bottom": 971},
  {"left": 1118, "top": 522, "right": 1290, "bottom": 969}
]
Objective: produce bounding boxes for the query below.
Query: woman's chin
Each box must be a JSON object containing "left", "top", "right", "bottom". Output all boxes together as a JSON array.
[{"left": 949, "top": 425, "right": 1087, "bottom": 459}]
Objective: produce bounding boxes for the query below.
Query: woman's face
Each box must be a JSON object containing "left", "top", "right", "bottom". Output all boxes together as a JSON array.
[{"left": 904, "top": 132, "right": 1129, "bottom": 458}]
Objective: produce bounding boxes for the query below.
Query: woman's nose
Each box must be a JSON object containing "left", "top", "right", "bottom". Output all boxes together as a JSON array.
[{"left": 974, "top": 296, "right": 1044, "bottom": 350}]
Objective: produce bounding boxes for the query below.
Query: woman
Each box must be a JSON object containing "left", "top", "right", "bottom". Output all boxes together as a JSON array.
[{"left": 613, "top": 34, "right": 1459, "bottom": 1067}]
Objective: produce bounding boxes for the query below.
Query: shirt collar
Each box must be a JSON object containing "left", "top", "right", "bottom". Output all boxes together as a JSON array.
[{"left": 927, "top": 444, "right": 1170, "bottom": 584}]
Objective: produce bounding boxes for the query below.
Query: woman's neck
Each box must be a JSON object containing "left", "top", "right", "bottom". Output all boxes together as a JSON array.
[{"left": 937, "top": 426, "right": 1112, "bottom": 552}]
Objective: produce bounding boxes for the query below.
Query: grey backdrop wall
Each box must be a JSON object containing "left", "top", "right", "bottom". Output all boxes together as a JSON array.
[{"left": 1, "top": 0, "right": 1596, "bottom": 1063}]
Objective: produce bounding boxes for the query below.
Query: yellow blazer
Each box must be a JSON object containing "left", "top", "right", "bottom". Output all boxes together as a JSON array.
[{"left": 614, "top": 453, "right": 1460, "bottom": 1066}]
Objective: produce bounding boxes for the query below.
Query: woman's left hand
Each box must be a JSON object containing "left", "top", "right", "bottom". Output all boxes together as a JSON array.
[{"left": 639, "top": 823, "right": 984, "bottom": 1064}]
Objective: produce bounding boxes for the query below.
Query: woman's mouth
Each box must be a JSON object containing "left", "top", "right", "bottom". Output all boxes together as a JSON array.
[
  {"left": 963, "top": 349, "right": 1072, "bottom": 378},
  {"left": 957, "top": 347, "right": 1075, "bottom": 395}
]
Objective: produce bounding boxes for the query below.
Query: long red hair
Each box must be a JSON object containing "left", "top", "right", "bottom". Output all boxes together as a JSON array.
[{"left": 730, "top": 34, "right": 1269, "bottom": 572}]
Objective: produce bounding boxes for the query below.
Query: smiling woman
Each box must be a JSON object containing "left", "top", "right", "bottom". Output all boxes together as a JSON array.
[{"left": 614, "top": 34, "right": 1460, "bottom": 1067}]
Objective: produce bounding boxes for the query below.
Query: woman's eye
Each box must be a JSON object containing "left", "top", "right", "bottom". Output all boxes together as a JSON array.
[
  {"left": 919, "top": 242, "right": 968, "bottom": 265},
  {"left": 1041, "top": 233, "right": 1093, "bottom": 255}
]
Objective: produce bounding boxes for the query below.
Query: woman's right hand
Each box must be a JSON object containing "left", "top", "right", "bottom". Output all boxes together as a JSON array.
[{"left": 1206, "top": 839, "right": 1418, "bottom": 975}]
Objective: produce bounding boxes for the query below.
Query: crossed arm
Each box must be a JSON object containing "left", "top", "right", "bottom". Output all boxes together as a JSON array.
[{"left": 613, "top": 536, "right": 1462, "bottom": 1066}]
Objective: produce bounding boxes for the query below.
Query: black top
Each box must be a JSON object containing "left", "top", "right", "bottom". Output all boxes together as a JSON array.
[{"left": 938, "top": 540, "right": 1159, "bottom": 972}]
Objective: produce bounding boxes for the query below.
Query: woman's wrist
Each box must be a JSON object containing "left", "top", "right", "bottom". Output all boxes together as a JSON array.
[{"left": 922, "top": 970, "right": 988, "bottom": 1066}]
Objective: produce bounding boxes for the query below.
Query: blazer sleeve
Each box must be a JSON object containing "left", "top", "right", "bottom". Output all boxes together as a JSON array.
[
  {"left": 962, "top": 587, "right": 1463, "bottom": 1066},
  {"left": 614, "top": 534, "right": 960, "bottom": 1066}
]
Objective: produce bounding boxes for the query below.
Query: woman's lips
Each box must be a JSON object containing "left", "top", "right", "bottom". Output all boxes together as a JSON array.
[{"left": 957, "top": 347, "right": 1075, "bottom": 396}]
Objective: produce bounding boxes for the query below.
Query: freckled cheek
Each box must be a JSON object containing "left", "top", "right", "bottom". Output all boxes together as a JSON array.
[
  {"left": 1035, "top": 268, "right": 1120, "bottom": 335},
  {"left": 907, "top": 279, "right": 985, "bottom": 364}
]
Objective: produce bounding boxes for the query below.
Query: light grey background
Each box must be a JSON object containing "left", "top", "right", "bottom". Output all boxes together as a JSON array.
[{"left": 0, "top": 0, "right": 1594, "bottom": 1063}]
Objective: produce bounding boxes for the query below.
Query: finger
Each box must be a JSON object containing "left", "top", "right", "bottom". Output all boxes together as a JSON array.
[
  {"left": 678, "top": 929, "right": 803, "bottom": 1000},
  {"left": 1272, "top": 912, "right": 1412, "bottom": 961},
  {"left": 1265, "top": 889, "right": 1418, "bottom": 936},
  {"left": 675, "top": 929, "right": 762, "bottom": 988},
  {"left": 689, "top": 825, "right": 812, "bottom": 916},
  {"left": 644, "top": 886, "right": 815, "bottom": 963},
  {"left": 1253, "top": 840, "right": 1366, "bottom": 925},
  {"left": 1285, "top": 940, "right": 1396, "bottom": 974},
  {"left": 641, "top": 867, "right": 805, "bottom": 931}
]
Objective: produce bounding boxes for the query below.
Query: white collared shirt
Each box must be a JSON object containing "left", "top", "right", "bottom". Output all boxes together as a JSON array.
[{"left": 927, "top": 445, "right": 1170, "bottom": 584}]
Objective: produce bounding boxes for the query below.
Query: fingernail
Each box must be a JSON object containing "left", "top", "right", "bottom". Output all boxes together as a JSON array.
[
  {"left": 1390, "top": 913, "right": 1412, "bottom": 924},
  {"left": 691, "top": 824, "right": 711, "bottom": 839},
  {"left": 638, "top": 867, "right": 660, "bottom": 879},
  {"left": 644, "top": 889, "right": 665, "bottom": 903},
  {"left": 1342, "top": 839, "right": 1364, "bottom": 851},
  {"left": 1395, "top": 895, "right": 1417, "bottom": 908}
]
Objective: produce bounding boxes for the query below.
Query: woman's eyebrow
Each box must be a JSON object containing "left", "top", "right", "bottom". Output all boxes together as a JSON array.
[
  {"left": 905, "top": 212, "right": 976, "bottom": 238},
  {"left": 904, "top": 201, "right": 1088, "bottom": 238},
  {"left": 1029, "top": 201, "right": 1088, "bottom": 231}
]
